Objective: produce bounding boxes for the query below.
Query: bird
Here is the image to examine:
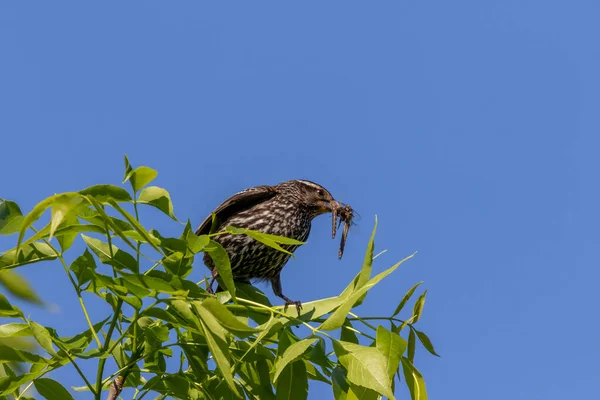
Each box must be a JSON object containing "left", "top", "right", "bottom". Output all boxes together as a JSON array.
[{"left": 195, "top": 179, "right": 340, "bottom": 314}]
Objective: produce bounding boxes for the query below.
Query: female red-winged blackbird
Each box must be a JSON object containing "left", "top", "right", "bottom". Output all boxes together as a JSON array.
[{"left": 195, "top": 180, "right": 340, "bottom": 314}]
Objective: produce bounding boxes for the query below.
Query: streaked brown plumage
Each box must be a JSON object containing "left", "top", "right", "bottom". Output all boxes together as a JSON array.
[{"left": 195, "top": 179, "right": 340, "bottom": 314}]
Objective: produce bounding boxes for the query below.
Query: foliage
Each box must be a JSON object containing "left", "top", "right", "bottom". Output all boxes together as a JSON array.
[{"left": 0, "top": 157, "right": 437, "bottom": 399}]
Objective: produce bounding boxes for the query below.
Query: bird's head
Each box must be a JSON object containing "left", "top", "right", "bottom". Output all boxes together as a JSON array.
[{"left": 278, "top": 180, "right": 340, "bottom": 217}]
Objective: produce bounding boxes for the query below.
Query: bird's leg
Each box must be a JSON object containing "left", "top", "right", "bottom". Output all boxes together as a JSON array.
[
  {"left": 271, "top": 275, "right": 302, "bottom": 316},
  {"left": 207, "top": 268, "right": 219, "bottom": 294}
]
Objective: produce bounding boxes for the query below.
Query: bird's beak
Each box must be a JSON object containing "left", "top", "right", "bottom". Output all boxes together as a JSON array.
[{"left": 318, "top": 200, "right": 339, "bottom": 214}]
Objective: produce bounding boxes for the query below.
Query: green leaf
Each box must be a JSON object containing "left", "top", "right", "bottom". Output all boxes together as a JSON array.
[
  {"left": 333, "top": 340, "right": 395, "bottom": 400},
  {"left": 186, "top": 231, "right": 210, "bottom": 254},
  {"left": 83, "top": 197, "right": 137, "bottom": 251},
  {"left": 275, "top": 360, "right": 308, "bottom": 400},
  {"left": 339, "top": 217, "right": 377, "bottom": 301},
  {"left": 79, "top": 184, "right": 132, "bottom": 203},
  {"left": 393, "top": 281, "right": 424, "bottom": 317},
  {"left": 34, "top": 378, "right": 75, "bottom": 400},
  {"left": 401, "top": 357, "right": 428, "bottom": 400},
  {"left": 0, "top": 242, "right": 57, "bottom": 270},
  {"left": 81, "top": 234, "right": 138, "bottom": 272},
  {"left": 204, "top": 240, "right": 236, "bottom": 302},
  {"left": 408, "top": 328, "right": 416, "bottom": 363},
  {"left": 227, "top": 227, "right": 295, "bottom": 257},
  {"left": 199, "top": 319, "right": 240, "bottom": 397},
  {"left": 17, "top": 192, "right": 79, "bottom": 250},
  {"left": 412, "top": 290, "right": 427, "bottom": 324},
  {"left": 0, "top": 323, "right": 31, "bottom": 338},
  {"left": 414, "top": 329, "right": 439, "bottom": 357},
  {"left": 0, "top": 345, "right": 45, "bottom": 364},
  {"left": 29, "top": 322, "right": 55, "bottom": 355},
  {"left": 124, "top": 166, "right": 158, "bottom": 193},
  {"left": 69, "top": 249, "right": 97, "bottom": 288},
  {"left": 0, "top": 270, "right": 41, "bottom": 303},
  {"left": 0, "top": 200, "right": 23, "bottom": 235},
  {"left": 0, "top": 293, "right": 23, "bottom": 318},
  {"left": 376, "top": 325, "right": 407, "bottom": 380},
  {"left": 347, "top": 385, "right": 379, "bottom": 400},
  {"left": 49, "top": 194, "right": 84, "bottom": 239},
  {"left": 138, "top": 186, "right": 177, "bottom": 220},
  {"left": 273, "top": 338, "right": 318, "bottom": 382},
  {"left": 227, "top": 226, "right": 306, "bottom": 245},
  {"left": 195, "top": 298, "right": 258, "bottom": 337},
  {"left": 319, "top": 252, "right": 416, "bottom": 331}
]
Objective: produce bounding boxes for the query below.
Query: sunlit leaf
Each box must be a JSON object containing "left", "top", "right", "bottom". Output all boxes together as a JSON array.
[
  {"left": 393, "top": 281, "right": 424, "bottom": 317},
  {"left": 204, "top": 240, "right": 236, "bottom": 302},
  {"left": 34, "top": 378, "right": 75, "bottom": 400},
  {"left": 401, "top": 357, "right": 428, "bottom": 400},
  {"left": 273, "top": 338, "right": 318, "bottom": 382},
  {"left": 0, "top": 200, "right": 23, "bottom": 235},
  {"left": 333, "top": 340, "right": 395, "bottom": 400},
  {"left": 49, "top": 194, "right": 84, "bottom": 239},
  {"left": 412, "top": 291, "right": 427, "bottom": 324},
  {"left": 138, "top": 186, "right": 177, "bottom": 220},
  {"left": 29, "top": 322, "right": 55, "bottom": 355},
  {"left": 331, "top": 366, "right": 349, "bottom": 400},
  {"left": 0, "top": 293, "right": 23, "bottom": 318},
  {"left": 0, "top": 323, "right": 31, "bottom": 338},
  {"left": 0, "top": 242, "right": 57, "bottom": 270},
  {"left": 199, "top": 319, "right": 240, "bottom": 396},
  {"left": 17, "top": 192, "right": 79, "bottom": 250},
  {"left": 376, "top": 325, "right": 407, "bottom": 380},
  {"left": 80, "top": 184, "right": 132, "bottom": 203},
  {"left": 195, "top": 298, "right": 258, "bottom": 337},
  {"left": 339, "top": 217, "right": 377, "bottom": 301},
  {"left": 123, "top": 166, "right": 158, "bottom": 193}
]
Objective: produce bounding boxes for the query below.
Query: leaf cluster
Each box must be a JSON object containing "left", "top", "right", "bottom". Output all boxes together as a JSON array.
[{"left": 0, "top": 157, "right": 436, "bottom": 399}]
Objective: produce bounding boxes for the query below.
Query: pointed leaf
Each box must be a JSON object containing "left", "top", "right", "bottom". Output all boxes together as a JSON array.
[
  {"left": 0, "top": 293, "right": 23, "bottom": 318},
  {"left": 0, "top": 242, "right": 57, "bottom": 270},
  {"left": 199, "top": 319, "right": 240, "bottom": 396},
  {"left": 80, "top": 184, "right": 132, "bottom": 203},
  {"left": 0, "top": 323, "right": 31, "bottom": 338},
  {"left": 273, "top": 338, "right": 318, "bottom": 382},
  {"left": 408, "top": 329, "right": 416, "bottom": 363},
  {"left": 376, "top": 325, "right": 407, "bottom": 380},
  {"left": 393, "top": 281, "right": 424, "bottom": 317},
  {"left": 29, "top": 322, "right": 55, "bottom": 355},
  {"left": 69, "top": 249, "right": 97, "bottom": 287},
  {"left": 333, "top": 340, "right": 395, "bottom": 400},
  {"left": 275, "top": 360, "right": 308, "bottom": 400},
  {"left": 401, "top": 357, "right": 428, "bottom": 400},
  {"left": 0, "top": 200, "right": 23, "bottom": 235},
  {"left": 412, "top": 291, "right": 427, "bottom": 324},
  {"left": 138, "top": 186, "right": 177, "bottom": 220},
  {"left": 195, "top": 298, "right": 258, "bottom": 337},
  {"left": 34, "top": 378, "right": 75, "bottom": 400},
  {"left": 415, "top": 329, "right": 439, "bottom": 357},
  {"left": 204, "top": 240, "right": 236, "bottom": 302},
  {"left": 123, "top": 166, "right": 158, "bottom": 193}
]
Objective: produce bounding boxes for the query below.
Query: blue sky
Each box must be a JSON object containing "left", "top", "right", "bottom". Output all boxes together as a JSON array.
[{"left": 2, "top": 1, "right": 599, "bottom": 399}]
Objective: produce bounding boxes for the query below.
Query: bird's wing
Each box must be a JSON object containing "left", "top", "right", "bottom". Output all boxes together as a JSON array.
[{"left": 195, "top": 185, "right": 277, "bottom": 235}]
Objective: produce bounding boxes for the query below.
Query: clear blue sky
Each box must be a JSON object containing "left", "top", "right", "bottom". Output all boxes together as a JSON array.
[{"left": 1, "top": 2, "right": 599, "bottom": 399}]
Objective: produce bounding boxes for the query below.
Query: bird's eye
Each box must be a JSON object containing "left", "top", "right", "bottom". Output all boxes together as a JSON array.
[{"left": 317, "top": 189, "right": 325, "bottom": 196}]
